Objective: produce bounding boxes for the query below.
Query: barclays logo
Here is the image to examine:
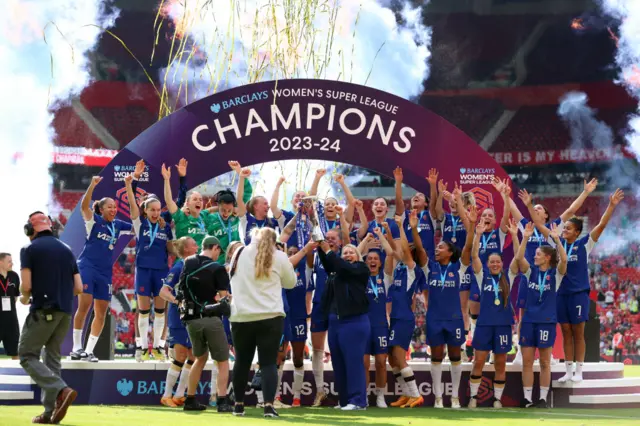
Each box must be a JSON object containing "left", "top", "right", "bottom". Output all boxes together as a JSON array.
[
  {"left": 210, "top": 103, "right": 221, "bottom": 113},
  {"left": 114, "top": 165, "right": 121, "bottom": 172},
  {"left": 117, "top": 378, "right": 134, "bottom": 396},
  {"left": 459, "top": 168, "right": 466, "bottom": 174},
  {"left": 210, "top": 90, "right": 269, "bottom": 114}
]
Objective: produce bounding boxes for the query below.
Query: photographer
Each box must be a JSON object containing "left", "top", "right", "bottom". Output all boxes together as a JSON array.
[
  {"left": 176, "top": 236, "right": 232, "bottom": 412},
  {"left": 18, "top": 212, "right": 83, "bottom": 424}
]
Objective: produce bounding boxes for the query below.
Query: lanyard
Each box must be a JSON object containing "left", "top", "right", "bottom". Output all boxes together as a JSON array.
[
  {"left": 481, "top": 230, "right": 495, "bottom": 251},
  {"left": 538, "top": 270, "right": 549, "bottom": 301},
  {"left": 194, "top": 215, "right": 205, "bottom": 233},
  {"left": 325, "top": 218, "right": 337, "bottom": 230},
  {"left": 369, "top": 276, "right": 379, "bottom": 300},
  {"left": 146, "top": 219, "right": 159, "bottom": 248},
  {"left": 255, "top": 218, "right": 266, "bottom": 229},
  {"left": 439, "top": 263, "right": 451, "bottom": 289},
  {"left": 564, "top": 240, "right": 577, "bottom": 259},
  {"left": 533, "top": 227, "right": 542, "bottom": 247},
  {"left": 450, "top": 215, "right": 459, "bottom": 239},
  {"left": 0, "top": 276, "right": 8, "bottom": 294},
  {"left": 490, "top": 273, "right": 502, "bottom": 303},
  {"left": 106, "top": 221, "right": 117, "bottom": 244},
  {"left": 217, "top": 213, "right": 233, "bottom": 242}
]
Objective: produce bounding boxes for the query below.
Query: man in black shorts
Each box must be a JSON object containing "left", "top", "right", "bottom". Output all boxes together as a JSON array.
[
  {"left": 178, "top": 236, "right": 233, "bottom": 412},
  {"left": 0, "top": 253, "right": 20, "bottom": 359}
]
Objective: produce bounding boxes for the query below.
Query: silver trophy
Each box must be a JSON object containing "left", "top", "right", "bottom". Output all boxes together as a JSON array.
[{"left": 302, "top": 196, "right": 325, "bottom": 242}]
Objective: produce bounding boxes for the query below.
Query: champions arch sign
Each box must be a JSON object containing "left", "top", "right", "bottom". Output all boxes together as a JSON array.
[{"left": 61, "top": 78, "right": 511, "bottom": 258}]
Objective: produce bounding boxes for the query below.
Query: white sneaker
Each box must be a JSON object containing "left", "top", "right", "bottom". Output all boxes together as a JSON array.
[
  {"left": 557, "top": 373, "right": 572, "bottom": 383},
  {"left": 550, "top": 355, "right": 559, "bottom": 365},
  {"left": 273, "top": 399, "right": 291, "bottom": 409},
  {"left": 434, "top": 397, "right": 444, "bottom": 408},
  {"left": 135, "top": 347, "right": 142, "bottom": 363},
  {"left": 376, "top": 394, "right": 387, "bottom": 408},
  {"left": 334, "top": 404, "right": 343, "bottom": 409},
  {"left": 513, "top": 351, "right": 522, "bottom": 366},
  {"left": 571, "top": 372, "right": 583, "bottom": 383},
  {"left": 341, "top": 404, "right": 365, "bottom": 411},
  {"left": 451, "top": 397, "right": 461, "bottom": 409},
  {"left": 468, "top": 397, "right": 477, "bottom": 409},
  {"left": 493, "top": 399, "right": 502, "bottom": 408}
]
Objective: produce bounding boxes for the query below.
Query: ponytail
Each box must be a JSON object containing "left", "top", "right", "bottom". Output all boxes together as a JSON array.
[
  {"left": 255, "top": 227, "right": 277, "bottom": 279},
  {"left": 93, "top": 198, "right": 111, "bottom": 215},
  {"left": 498, "top": 273, "right": 510, "bottom": 309}
]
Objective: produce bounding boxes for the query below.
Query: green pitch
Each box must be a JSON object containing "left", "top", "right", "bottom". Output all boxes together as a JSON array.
[{"left": 3, "top": 405, "right": 640, "bottom": 426}]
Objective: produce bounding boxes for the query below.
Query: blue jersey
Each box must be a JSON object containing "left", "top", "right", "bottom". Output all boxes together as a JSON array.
[
  {"left": 478, "top": 229, "right": 507, "bottom": 265},
  {"left": 282, "top": 288, "right": 290, "bottom": 314},
  {"left": 286, "top": 262, "right": 310, "bottom": 319},
  {"left": 349, "top": 229, "right": 359, "bottom": 246},
  {"left": 311, "top": 254, "right": 328, "bottom": 303},
  {"left": 522, "top": 266, "right": 564, "bottom": 323},
  {"left": 402, "top": 210, "right": 435, "bottom": 259},
  {"left": 77, "top": 213, "right": 133, "bottom": 273},
  {"left": 442, "top": 213, "right": 467, "bottom": 251},
  {"left": 366, "top": 218, "right": 400, "bottom": 240},
  {"left": 366, "top": 272, "right": 389, "bottom": 328},
  {"left": 278, "top": 210, "right": 301, "bottom": 249},
  {"left": 518, "top": 218, "right": 562, "bottom": 264},
  {"left": 559, "top": 235, "right": 594, "bottom": 294},
  {"left": 388, "top": 263, "right": 425, "bottom": 321},
  {"left": 424, "top": 260, "right": 463, "bottom": 321},
  {"left": 163, "top": 260, "right": 184, "bottom": 329},
  {"left": 132, "top": 218, "right": 173, "bottom": 270},
  {"left": 325, "top": 218, "right": 340, "bottom": 231},
  {"left": 241, "top": 214, "right": 278, "bottom": 245},
  {"left": 473, "top": 268, "right": 516, "bottom": 326}
]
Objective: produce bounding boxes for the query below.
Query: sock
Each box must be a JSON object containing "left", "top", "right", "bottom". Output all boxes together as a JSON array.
[
  {"left": 523, "top": 386, "right": 533, "bottom": 402},
  {"left": 276, "top": 364, "right": 284, "bottom": 398},
  {"left": 175, "top": 363, "right": 192, "bottom": 398},
  {"left": 160, "top": 339, "right": 167, "bottom": 349},
  {"left": 494, "top": 380, "right": 506, "bottom": 401},
  {"left": 85, "top": 335, "right": 99, "bottom": 355},
  {"left": 576, "top": 362, "right": 583, "bottom": 375},
  {"left": 565, "top": 361, "right": 573, "bottom": 376},
  {"left": 401, "top": 367, "right": 419, "bottom": 398},
  {"left": 135, "top": 336, "right": 142, "bottom": 348},
  {"left": 293, "top": 366, "right": 304, "bottom": 399},
  {"left": 540, "top": 386, "right": 549, "bottom": 402},
  {"left": 73, "top": 329, "right": 83, "bottom": 351},
  {"left": 312, "top": 350, "right": 325, "bottom": 393},
  {"left": 211, "top": 362, "right": 218, "bottom": 400},
  {"left": 256, "top": 390, "right": 264, "bottom": 404},
  {"left": 469, "top": 375, "right": 482, "bottom": 398},
  {"left": 392, "top": 367, "right": 407, "bottom": 396},
  {"left": 163, "top": 364, "right": 182, "bottom": 398},
  {"left": 153, "top": 312, "right": 165, "bottom": 348},
  {"left": 450, "top": 361, "right": 462, "bottom": 398},
  {"left": 375, "top": 387, "right": 385, "bottom": 397},
  {"left": 431, "top": 362, "right": 443, "bottom": 398},
  {"left": 138, "top": 312, "right": 150, "bottom": 351}
]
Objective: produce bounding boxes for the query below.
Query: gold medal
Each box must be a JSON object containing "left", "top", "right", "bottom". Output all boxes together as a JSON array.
[
  {"left": 494, "top": 299, "right": 500, "bottom": 306},
  {"left": 451, "top": 237, "right": 457, "bottom": 243}
]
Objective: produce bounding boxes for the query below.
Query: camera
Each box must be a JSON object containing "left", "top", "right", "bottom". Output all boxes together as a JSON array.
[{"left": 202, "top": 295, "right": 231, "bottom": 318}]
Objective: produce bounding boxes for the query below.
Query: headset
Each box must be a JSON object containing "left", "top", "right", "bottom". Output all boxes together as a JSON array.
[{"left": 24, "top": 211, "right": 53, "bottom": 237}]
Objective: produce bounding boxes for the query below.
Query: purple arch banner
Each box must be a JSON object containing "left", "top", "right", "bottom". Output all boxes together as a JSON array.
[{"left": 61, "top": 78, "right": 510, "bottom": 257}]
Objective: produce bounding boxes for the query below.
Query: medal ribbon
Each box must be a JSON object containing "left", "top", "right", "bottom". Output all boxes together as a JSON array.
[
  {"left": 481, "top": 230, "right": 495, "bottom": 251},
  {"left": 439, "top": 263, "right": 451, "bottom": 290},
  {"left": 216, "top": 213, "right": 233, "bottom": 243},
  {"left": 491, "top": 273, "right": 502, "bottom": 304},
  {"left": 538, "top": 270, "right": 549, "bottom": 302},
  {"left": 146, "top": 219, "right": 159, "bottom": 248},
  {"left": 450, "top": 215, "right": 459, "bottom": 241},
  {"left": 369, "top": 276, "right": 379, "bottom": 300},
  {"left": 564, "top": 240, "right": 577, "bottom": 260},
  {"left": 106, "top": 221, "right": 117, "bottom": 245}
]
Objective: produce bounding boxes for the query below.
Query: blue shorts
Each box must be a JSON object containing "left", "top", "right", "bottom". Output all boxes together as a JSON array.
[
  {"left": 281, "top": 316, "right": 292, "bottom": 345},
  {"left": 520, "top": 322, "right": 556, "bottom": 348},
  {"left": 460, "top": 265, "right": 474, "bottom": 292},
  {"left": 366, "top": 326, "right": 389, "bottom": 355},
  {"left": 472, "top": 325, "right": 512, "bottom": 354},
  {"left": 427, "top": 319, "right": 465, "bottom": 347},
  {"left": 169, "top": 327, "right": 192, "bottom": 349},
  {"left": 517, "top": 277, "right": 529, "bottom": 309},
  {"left": 135, "top": 267, "right": 168, "bottom": 297},
  {"left": 222, "top": 316, "right": 233, "bottom": 345},
  {"left": 557, "top": 291, "right": 590, "bottom": 324},
  {"left": 289, "top": 317, "right": 308, "bottom": 342},
  {"left": 310, "top": 303, "right": 328, "bottom": 333},
  {"left": 79, "top": 265, "right": 112, "bottom": 301},
  {"left": 389, "top": 318, "right": 414, "bottom": 351}
]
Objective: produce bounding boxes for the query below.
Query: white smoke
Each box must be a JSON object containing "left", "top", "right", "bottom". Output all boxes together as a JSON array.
[
  {"left": 0, "top": 0, "right": 118, "bottom": 325},
  {"left": 557, "top": 91, "right": 614, "bottom": 150},
  {"left": 160, "top": 0, "right": 431, "bottom": 211}
]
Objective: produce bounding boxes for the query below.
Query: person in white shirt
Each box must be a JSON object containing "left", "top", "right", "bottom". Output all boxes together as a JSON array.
[{"left": 228, "top": 227, "right": 296, "bottom": 418}]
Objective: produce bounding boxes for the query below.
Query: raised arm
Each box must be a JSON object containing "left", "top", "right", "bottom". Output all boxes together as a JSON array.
[
  {"left": 357, "top": 233, "right": 375, "bottom": 257},
  {"left": 470, "top": 222, "right": 483, "bottom": 274},
  {"left": 560, "top": 178, "right": 598, "bottom": 222},
  {"left": 124, "top": 175, "right": 140, "bottom": 220},
  {"left": 309, "top": 169, "right": 326, "bottom": 197},
  {"left": 499, "top": 182, "right": 511, "bottom": 233},
  {"left": 381, "top": 221, "right": 401, "bottom": 261},
  {"left": 270, "top": 176, "right": 286, "bottom": 219},
  {"left": 235, "top": 167, "right": 251, "bottom": 218},
  {"left": 81, "top": 176, "right": 102, "bottom": 221},
  {"left": 452, "top": 185, "right": 471, "bottom": 231},
  {"left": 516, "top": 222, "right": 533, "bottom": 273},
  {"left": 408, "top": 209, "right": 428, "bottom": 267},
  {"left": 175, "top": 158, "right": 189, "bottom": 209},
  {"left": 290, "top": 241, "right": 317, "bottom": 267},
  {"left": 435, "top": 179, "right": 447, "bottom": 221},
  {"left": 518, "top": 189, "right": 548, "bottom": 237},
  {"left": 334, "top": 174, "right": 356, "bottom": 224},
  {"left": 336, "top": 205, "right": 351, "bottom": 244},
  {"left": 279, "top": 216, "right": 297, "bottom": 244},
  {"left": 427, "top": 168, "right": 439, "bottom": 220},
  {"left": 394, "top": 215, "right": 415, "bottom": 269},
  {"left": 549, "top": 223, "right": 567, "bottom": 275},
  {"left": 162, "top": 164, "right": 178, "bottom": 214},
  {"left": 460, "top": 204, "right": 477, "bottom": 264},
  {"left": 356, "top": 199, "right": 369, "bottom": 240},
  {"left": 507, "top": 218, "right": 520, "bottom": 275},
  {"left": 591, "top": 189, "right": 624, "bottom": 242},
  {"left": 393, "top": 167, "right": 405, "bottom": 217}
]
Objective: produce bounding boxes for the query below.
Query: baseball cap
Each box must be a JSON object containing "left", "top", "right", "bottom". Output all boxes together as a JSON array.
[{"left": 202, "top": 235, "right": 221, "bottom": 248}]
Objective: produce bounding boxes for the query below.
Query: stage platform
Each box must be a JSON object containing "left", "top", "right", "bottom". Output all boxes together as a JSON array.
[{"left": 1, "top": 359, "right": 638, "bottom": 409}]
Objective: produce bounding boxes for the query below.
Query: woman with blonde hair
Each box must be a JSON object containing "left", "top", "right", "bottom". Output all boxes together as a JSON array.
[{"left": 228, "top": 227, "right": 297, "bottom": 418}]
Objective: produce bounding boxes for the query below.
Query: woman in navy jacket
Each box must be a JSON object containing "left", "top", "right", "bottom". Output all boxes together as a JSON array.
[{"left": 319, "top": 241, "right": 370, "bottom": 411}]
